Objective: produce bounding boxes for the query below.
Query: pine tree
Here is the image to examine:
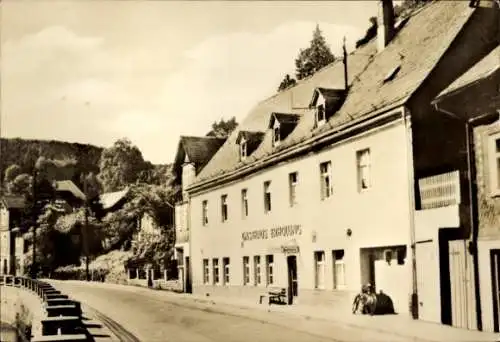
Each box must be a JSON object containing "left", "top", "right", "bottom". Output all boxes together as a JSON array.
[{"left": 295, "top": 25, "right": 335, "bottom": 80}]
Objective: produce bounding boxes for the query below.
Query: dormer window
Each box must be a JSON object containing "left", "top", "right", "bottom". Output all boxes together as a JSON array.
[
  {"left": 236, "top": 130, "right": 265, "bottom": 160},
  {"left": 309, "top": 87, "right": 347, "bottom": 129},
  {"left": 316, "top": 104, "right": 326, "bottom": 126},
  {"left": 268, "top": 112, "right": 300, "bottom": 148}
]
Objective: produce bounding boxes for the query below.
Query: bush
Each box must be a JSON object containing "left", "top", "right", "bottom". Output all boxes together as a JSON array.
[{"left": 52, "top": 265, "right": 107, "bottom": 282}]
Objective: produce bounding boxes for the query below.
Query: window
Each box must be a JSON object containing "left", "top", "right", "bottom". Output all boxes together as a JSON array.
[
  {"left": 202, "top": 200, "right": 208, "bottom": 226},
  {"left": 221, "top": 195, "right": 228, "bottom": 222},
  {"left": 203, "top": 259, "right": 210, "bottom": 284},
  {"left": 240, "top": 141, "right": 248, "bottom": 160},
  {"left": 316, "top": 104, "right": 326, "bottom": 125},
  {"left": 273, "top": 127, "right": 281, "bottom": 145},
  {"left": 212, "top": 258, "right": 220, "bottom": 285},
  {"left": 223, "top": 257, "right": 230, "bottom": 285},
  {"left": 320, "top": 161, "right": 333, "bottom": 199},
  {"left": 254, "top": 256, "right": 261, "bottom": 285},
  {"left": 264, "top": 181, "right": 272, "bottom": 213},
  {"left": 241, "top": 189, "right": 248, "bottom": 218},
  {"left": 333, "top": 250, "right": 345, "bottom": 289},
  {"left": 489, "top": 134, "right": 500, "bottom": 195},
  {"left": 289, "top": 172, "right": 298, "bottom": 207},
  {"left": 243, "top": 256, "right": 250, "bottom": 285},
  {"left": 357, "top": 149, "right": 371, "bottom": 191},
  {"left": 314, "top": 251, "right": 325, "bottom": 289},
  {"left": 266, "top": 255, "right": 274, "bottom": 286}
]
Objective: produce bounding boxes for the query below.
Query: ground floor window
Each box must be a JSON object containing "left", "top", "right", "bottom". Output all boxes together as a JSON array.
[
  {"left": 315, "top": 251, "right": 325, "bottom": 289},
  {"left": 203, "top": 259, "right": 209, "bottom": 284},
  {"left": 254, "top": 256, "right": 262, "bottom": 285},
  {"left": 243, "top": 256, "right": 250, "bottom": 285},
  {"left": 223, "top": 257, "right": 230, "bottom": 285},
  {"left": 266, "top": 255, "right": 274, "bottom": 286},
  {"left": 333, "top": 249, "right": 345, "bottom": 289},
  {"left": 212, "top": 258, "right": 220, "bottom": 285}
]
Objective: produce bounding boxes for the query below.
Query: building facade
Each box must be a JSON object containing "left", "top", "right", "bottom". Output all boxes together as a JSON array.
[
  {"left": 433, "top": 44, "right": 500, "bottom": 332},
  {"left": 189, "top": 111, "right": 413, "bottom": 311},
  {"left": 185, "top": 0, "right": 500, "bottom": 321},
  {"left": 0, "top": 195, "right": 26, "bottom": 276},
  {"left": 172, "top": 136, "right": 226, "bottom": 293}
]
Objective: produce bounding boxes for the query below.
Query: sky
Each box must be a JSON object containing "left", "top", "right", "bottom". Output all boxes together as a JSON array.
[{"left": 1, "top": 0, "right": 382, "bottom": 165}]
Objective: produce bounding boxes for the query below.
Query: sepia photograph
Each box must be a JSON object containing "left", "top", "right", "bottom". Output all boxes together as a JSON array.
[{"left": 1, "top": 0, "right": 500, "bottom": 341}]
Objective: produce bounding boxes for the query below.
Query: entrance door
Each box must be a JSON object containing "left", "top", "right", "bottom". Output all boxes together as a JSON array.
[
  {"left": 287, "top": 256, "right": 298, "bottom": 304},
  {"left": 491, "top": 250, "right": 500, "bottom": 332},
  {"left": 185, "top": 257, "right": 192, "bottom": 293}
]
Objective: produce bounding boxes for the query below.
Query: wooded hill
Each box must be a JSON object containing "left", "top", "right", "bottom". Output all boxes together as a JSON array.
[
  {"left": 0, "top": 138, "right": 172, "bottom": 191},
  {"left": 0, "top": 138, "right": 103, "bottom": 184}
]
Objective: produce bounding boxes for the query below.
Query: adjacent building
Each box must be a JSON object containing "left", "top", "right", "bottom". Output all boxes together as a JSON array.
[
  {"left": 0, "top": 195, "right": 26, "bottom": 275},
  {"left": 432, "top": 44, "right": 500, "bottom": 332},
  {"left": 183, "top": 0, "right": 499, "bottom": 322},
  {"left": 172, "top": 136, "right": 226, "bottom": 293}
]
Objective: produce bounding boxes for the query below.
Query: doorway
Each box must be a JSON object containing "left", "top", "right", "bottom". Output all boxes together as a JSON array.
[
  {"left": 490, "top": 249, "right": 500, "bottom": 332},
  {"left": 287, "top": 255, "right": 298, "bottom": 304},
  {"left": 185, "top": 256, "right": 192, "bottom": 293}
]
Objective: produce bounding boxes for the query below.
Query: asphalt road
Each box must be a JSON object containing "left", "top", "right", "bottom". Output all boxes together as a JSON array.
[{"left": 49, "top": 281, "right": 422, "bottom": 342}]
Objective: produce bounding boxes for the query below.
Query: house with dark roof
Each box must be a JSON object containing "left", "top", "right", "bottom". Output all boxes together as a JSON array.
[
  {"left": 432, "top": 44, "right": 500, "bottom": 333},
  {"left": 53, "top": 180, "right": 86, "bottom": 209},
  {"left": 0, "top": 195, "right": 26, "bottom": 275},
  {"left": 172, "top": 135, "right": 226, "bottom": 293},
  {"left": 183, "top": 0, "right": 499, "bottom": 330}
]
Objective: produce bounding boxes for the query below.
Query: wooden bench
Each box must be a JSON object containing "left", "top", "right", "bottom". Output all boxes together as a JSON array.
[{"left": 259, "top": 287, "right": 287, "bottom": 305}]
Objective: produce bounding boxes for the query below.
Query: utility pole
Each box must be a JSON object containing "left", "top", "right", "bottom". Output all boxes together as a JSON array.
[
  {"left": 83, "top": 177, "right": 90, "bottom": 281},
  {"left": 31, "top": 169, "right": 37, "bottom": 279}
]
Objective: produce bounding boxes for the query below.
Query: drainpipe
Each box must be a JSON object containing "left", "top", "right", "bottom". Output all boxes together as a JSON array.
[{"left": 403, "top": 108, "right": 419, "bottom": 319}]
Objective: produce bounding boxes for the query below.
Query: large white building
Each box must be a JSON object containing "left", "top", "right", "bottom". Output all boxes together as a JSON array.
[{"left": 182, "top": 0, "right": 499, "bottom": 323}]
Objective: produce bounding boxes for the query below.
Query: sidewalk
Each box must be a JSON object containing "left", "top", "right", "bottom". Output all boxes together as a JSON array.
[{"left": 178, "top": 291, "right": 500, "bottom": 342}]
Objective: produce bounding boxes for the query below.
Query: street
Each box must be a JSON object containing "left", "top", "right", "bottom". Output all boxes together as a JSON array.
[{"left": 49, "top": 281, "right": 425, "bottom": 342}]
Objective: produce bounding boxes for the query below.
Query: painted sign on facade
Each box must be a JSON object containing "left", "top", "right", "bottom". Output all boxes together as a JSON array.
[{"left": 241, "top": 224, "right": 302, "bottom": 242}]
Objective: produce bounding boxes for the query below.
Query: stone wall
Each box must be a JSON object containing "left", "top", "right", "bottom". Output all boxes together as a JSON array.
[{"left": 0, "top": 285, "right": 45, "bottom": 339}]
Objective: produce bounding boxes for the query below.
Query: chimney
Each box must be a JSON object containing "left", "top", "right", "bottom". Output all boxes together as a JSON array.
[{"left": 377, "top": 0, "right": 396, "bottom": 52}]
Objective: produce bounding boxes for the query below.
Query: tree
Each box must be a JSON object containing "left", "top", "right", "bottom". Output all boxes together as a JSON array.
[
  {"left": 206, "top": 117, "right": 238, "bottom": 138},
  {"left": 295, "top": 25, "right": 335, "bottom": 80},
  {"left": 97, "top": 138, "right": 148, "bottom": 192},
  {"left": 277, "top": 74, "right": 297, "bottom": 92},
  {"left": 4, "top": 164, "right": 22, "bottom": 184},
  {"left": 356, "top": 17, "right": 378, "bottom": 49},
  {"left": 9, "top": 174, "right": 32, "bottom": 197}
]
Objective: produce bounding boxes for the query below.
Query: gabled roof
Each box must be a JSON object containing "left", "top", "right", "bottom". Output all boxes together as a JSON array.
[
  {"left": 191, "top": 1, "right": 475, "bottom": 189},
  {"left": 54, "top": 180, "right": 86, "bottom": 201},
  {"left": 173, "top": 136, "right": 226, "bottom": 180},
  {"left": 309, "top": 88, "right": 347, "bottom": 108},
  {"left": 1, "top": 195, "right": 26, "bottom": 209},
  {"left": 436, "top": 44, "right": 500, "bottom": 99},
  {"left": 99, "top": 187, "right": 129, "bottom": 210},
  {"left": 268, "top": 113, "right": 301, "bottom": 129}
]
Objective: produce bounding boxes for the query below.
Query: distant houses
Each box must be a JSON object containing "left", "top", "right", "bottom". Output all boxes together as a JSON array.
[{"left": 0, "top": 195, "right": 26, "bottom": 275}]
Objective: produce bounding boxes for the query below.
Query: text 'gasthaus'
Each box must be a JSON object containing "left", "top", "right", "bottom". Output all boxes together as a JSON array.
[{"left": 241, "top": 224, "right": 302, "bottom": 242}]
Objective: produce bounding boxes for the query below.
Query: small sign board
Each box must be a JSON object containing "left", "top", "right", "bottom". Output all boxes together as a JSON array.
[{"left": 281, "top": 245, "right": 300, "bottom": 254}]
